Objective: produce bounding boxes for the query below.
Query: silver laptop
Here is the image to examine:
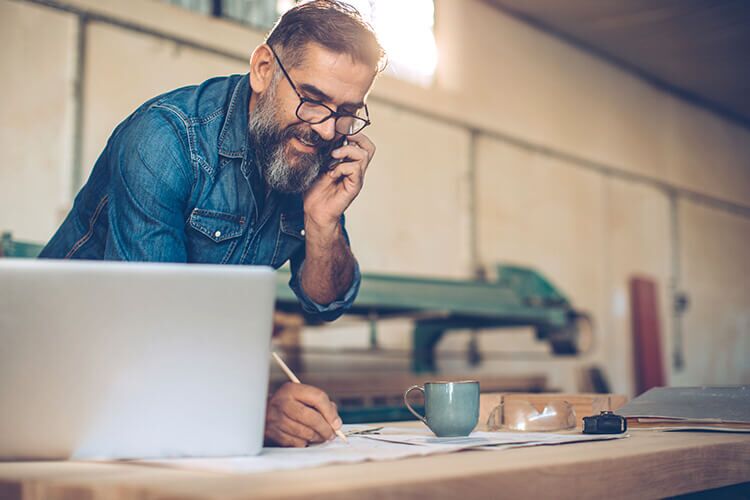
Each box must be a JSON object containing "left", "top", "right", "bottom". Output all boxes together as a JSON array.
[{"left": 0, "top": 259, "right": 276, "bottom": 460}]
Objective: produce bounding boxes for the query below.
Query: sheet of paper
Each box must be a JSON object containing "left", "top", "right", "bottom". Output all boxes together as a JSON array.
[
  {"left": 132, "top": 435, "right": 453, "bottom": 474},
  {"left": 128, "top": 425, "right": 627, "bottom": 474},
  {"left": 361, "top": 428, "right": 626, "bottom": 449},
  {"left": 633, "top": 425, "right": 750, "bottom": 433},
  {"left": 617, "top": 386, "right": 750, "bottom": 423}
]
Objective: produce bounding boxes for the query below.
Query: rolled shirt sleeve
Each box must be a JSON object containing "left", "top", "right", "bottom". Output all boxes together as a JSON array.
[
  {"left": 287, "top": 217, "right": 361, "bottom": 322},
  {"left": 288, "top": 257, "right": 361, "bottom": 322}
]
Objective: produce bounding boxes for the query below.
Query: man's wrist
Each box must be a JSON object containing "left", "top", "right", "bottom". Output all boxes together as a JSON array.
[{"left": 303, "top": 213, "right": 342, "bottom": 248}]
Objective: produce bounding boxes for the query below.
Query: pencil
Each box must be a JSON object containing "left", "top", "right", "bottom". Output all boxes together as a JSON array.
[{"left": 271, "top": 351, "right": 348, "bottom": 443}]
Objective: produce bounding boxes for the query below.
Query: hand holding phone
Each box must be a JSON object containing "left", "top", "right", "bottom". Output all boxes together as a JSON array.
[
  {"left": 304, "top": 125, "right": 374, "bottom": 226},
  {"left": 326, "top": 124, "right": 354, "bottom": 172},
  {"left": 326, "top": 136, "right": 348, "bottom": 172}
]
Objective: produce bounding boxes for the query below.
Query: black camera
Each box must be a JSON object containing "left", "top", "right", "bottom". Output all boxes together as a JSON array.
[{"left": 582, "top": 411, "right": 627, "bottom": 434}]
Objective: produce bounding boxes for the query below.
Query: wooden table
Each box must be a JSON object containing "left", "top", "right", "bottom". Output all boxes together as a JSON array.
[{"left": 1, "top": 429, "right": 748, "bottom": 499}]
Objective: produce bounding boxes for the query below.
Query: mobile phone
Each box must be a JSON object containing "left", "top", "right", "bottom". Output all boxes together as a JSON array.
[{"left": 326, "top": 124, "right": 353, "bottom": 171}]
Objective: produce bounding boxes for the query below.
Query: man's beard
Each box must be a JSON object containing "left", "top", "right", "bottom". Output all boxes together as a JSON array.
[{"left": 249, "top": 84, "right": 337, "bottom": 194}]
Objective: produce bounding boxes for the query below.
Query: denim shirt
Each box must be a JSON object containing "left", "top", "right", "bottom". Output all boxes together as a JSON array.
[{"left": 40, "top": 73, "right": 360, "bottom": 321}]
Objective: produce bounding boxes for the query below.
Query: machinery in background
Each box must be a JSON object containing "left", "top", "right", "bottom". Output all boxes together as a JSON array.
[
  {"left": 0, "top": 233, "right": 41, "bottom": 259},
  {"left": 275, "top": 264, "right": 589, "bottom": 373}
]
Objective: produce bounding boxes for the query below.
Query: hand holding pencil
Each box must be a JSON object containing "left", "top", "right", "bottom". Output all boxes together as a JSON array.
[{"left": 264, "top": 352, "right": 347, "bottom": 447}]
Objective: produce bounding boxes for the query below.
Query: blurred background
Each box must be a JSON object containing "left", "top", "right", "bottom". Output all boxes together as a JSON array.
[{"left": 2, "top": 0, "right": 749, "bottom": 420}]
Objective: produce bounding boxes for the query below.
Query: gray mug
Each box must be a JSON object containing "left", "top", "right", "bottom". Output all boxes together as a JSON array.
[{"left": 404, "top": 381, "right": 480, "bottom": 437}]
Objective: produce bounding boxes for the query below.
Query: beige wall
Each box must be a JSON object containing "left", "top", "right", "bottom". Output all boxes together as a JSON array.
[
  {"left": 2, "top": 0, "right": 749, "bottom": 393},
  {"left": 81, "top": 23, "right": 247, "bottom": 183},
  {"left": 347, "top": 103, "right": 473, "bottom": 279},
  {"left": 432, "top": 0, "right": 750, "bottom": 208},
  {"left": 603, "top": 178, "right": 673, "bottom": 393},
  {"left": 0, "top": 1, "right": 76, "bottom": 241},
  {"left": 676, "top": 200, "right": 750, "bottom": 385}
]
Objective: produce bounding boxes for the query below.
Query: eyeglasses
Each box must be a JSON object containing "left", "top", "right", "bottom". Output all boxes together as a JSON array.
[
  {"left": 487, "top": 398, "right": 576, "bottom": 432},
  {"left": 268, "top": 45, "right": 371, "bottom": 136}
]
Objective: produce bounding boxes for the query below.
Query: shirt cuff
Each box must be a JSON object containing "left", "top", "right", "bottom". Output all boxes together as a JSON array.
[{"left": 289, "top": 259, "right": 361, "bottom": 322}]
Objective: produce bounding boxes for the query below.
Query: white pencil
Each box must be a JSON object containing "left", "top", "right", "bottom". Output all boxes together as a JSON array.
[{"left": 271, "top": 351, "right": 348, "bottom": 443}]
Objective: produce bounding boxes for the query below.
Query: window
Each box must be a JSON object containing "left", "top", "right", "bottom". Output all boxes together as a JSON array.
[
  {"left": 161, "top": 0, "right": 280, "bottom": 27},
  {"left": 161, "top": 0, "right": 438, "bottom": 85},
  {"left": 355, "top": 0, "right": 438, "bottom": 86}
]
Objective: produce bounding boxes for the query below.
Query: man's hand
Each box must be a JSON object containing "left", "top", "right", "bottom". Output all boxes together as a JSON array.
[
  {"left": 297, "top": 132, "right": 373, "bottom": 305},
  {"left": 264, "top": 382, "right": 343, "bottom": 448},
  {"left": 303, "top": 132, "right": 375, "bottom": 228}
]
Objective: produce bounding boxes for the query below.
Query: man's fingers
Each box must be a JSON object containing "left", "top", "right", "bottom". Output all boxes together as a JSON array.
[
  {"left": 267, "top": 428, "right": 307, "bottom": 448},
  {"left": 265, "top": 383, "right": 341, "bottom": 448},
  {"left": 288, "top": 384, "right": 342, "bottom": 431},
  {"left": 279, "top": 412, "right": 328, "bottom": 443},
  {"left": 284, "top": 400, "right": 335, "bottom": 441},
  {"left": 346, "top": 132, "right": 376, "bottom": 162},
  {"left": 331, "top": 144, "right": 368, "bottom": 163},
  {"left": 328, "top": 162, "right": 362, "bottom": 183}
]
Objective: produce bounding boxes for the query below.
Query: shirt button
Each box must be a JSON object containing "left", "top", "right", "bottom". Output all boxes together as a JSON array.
[
  {"left": 214, "top": 230, "right": 222, "bottom": 238},
  {"left": 300, "top": 229, "right": 305, "bottom": 237}
]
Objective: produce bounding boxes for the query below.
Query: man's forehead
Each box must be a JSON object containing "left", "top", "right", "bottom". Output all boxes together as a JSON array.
[{"left": 289, "top": 43, "right": 375, "bottom": 107}]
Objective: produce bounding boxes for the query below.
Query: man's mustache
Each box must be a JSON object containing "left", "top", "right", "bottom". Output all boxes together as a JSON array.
[{"left": 284, "top": 124, "right": 335, "bottom": 153}]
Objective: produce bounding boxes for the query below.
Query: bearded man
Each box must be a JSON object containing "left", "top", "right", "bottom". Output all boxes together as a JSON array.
[{"left": 40, "top": 0, "right": 384, "bottom": 448}]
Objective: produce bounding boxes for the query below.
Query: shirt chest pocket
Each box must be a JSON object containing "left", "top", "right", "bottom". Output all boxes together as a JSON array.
[
  {"left": 187, "top": 208, "right": 246, "bottom": 264},
  {"left": 271, "top": 211, "right": 305, "bottom": 268}
]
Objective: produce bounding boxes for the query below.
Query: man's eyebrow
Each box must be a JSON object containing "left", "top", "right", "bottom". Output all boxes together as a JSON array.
[{"left": 299, "top": 83, "right": 364, "bottom": 110}]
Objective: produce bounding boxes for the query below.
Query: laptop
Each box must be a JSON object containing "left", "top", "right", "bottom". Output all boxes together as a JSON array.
[{"left": 0, "top": 259, "right": 276, "bottom": 460}]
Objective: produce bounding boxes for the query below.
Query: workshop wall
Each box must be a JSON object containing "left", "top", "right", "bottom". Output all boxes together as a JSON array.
[
  {"left": 2, "top": 0, "right": 748, "bottom": 394},
  {"left": 677, "top": 201, "right": 750, "bottom": 385},
  {"left": 432, "top": 0, "right": 750, "bottom": 209},
  {"left": 0, "top": 1, "right": 76, "bottom": 242},
  {"left": 81, "top": 23, "right": 247, "bottom": 180},
  {"left": 346, "top": 104, "right": 473, "bottom": 279}
]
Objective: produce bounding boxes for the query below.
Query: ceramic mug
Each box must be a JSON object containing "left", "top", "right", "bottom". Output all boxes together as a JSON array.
[{"left": 403, "top": 380, "right": 480, "bottom": 437}]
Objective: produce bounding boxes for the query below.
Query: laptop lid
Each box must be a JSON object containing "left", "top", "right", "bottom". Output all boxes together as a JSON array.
[{"left": 0, "top": 259, "right": 275, "bottom": 459}]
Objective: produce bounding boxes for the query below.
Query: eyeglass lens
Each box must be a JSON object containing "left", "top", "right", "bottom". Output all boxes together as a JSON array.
[{"left": 297, "top": 102, "right": 367, "bottom": 135}]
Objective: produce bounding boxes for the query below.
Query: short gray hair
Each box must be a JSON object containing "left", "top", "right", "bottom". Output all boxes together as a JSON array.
[{"left": 265, "top": 0, "right": 386, "bottom": 73}]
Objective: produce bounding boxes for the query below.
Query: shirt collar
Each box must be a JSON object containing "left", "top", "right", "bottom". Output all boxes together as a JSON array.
[{"left": 217, "top": 73, "right": 251, "bottom": 159}]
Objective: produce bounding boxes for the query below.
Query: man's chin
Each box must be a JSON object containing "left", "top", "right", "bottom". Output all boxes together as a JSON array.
[
  {"left": 265, "top": 158, "right": 323, "bottom": 194},
  {"left": 284, "top": 146, "right": 326, "bottom": 174}
]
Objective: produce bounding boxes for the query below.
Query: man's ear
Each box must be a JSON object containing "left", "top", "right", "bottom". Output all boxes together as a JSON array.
[{"left": 250, "top": 44, "right": 275, "bottom": 94}]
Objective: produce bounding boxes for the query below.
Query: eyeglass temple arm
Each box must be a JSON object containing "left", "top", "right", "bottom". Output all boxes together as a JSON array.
[{"left": 268, "top": 44, "right": 303, "bottom": 99}]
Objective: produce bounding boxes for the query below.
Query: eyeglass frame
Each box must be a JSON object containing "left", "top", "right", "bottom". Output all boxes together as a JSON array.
[{"left": 267, "top": 44, "right": 371, "bottom": 136}]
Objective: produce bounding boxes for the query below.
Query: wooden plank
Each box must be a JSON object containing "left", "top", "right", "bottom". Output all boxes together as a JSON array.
[
  {"left": 0, "top": 429, "right": 748, "bottom": 499},
  {"left": 630, "top": 277, "right": 665, "bottom": 394},
  {"left": 270, "top": 373, "right": 547, "bottom": 410},
  {"left": 271, "top": 373, "right": 547, "bottom": 396}
]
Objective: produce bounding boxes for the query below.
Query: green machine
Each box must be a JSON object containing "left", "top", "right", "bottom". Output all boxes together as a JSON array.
[
  {"left": 0, "top": 233, "right": 44, "bottom": 259},
  {"left": 2, "top": 233, "right": 584, "bottom": 373},
  {"left": 274, "top": 265, "right": 583, "bottom": 373}
]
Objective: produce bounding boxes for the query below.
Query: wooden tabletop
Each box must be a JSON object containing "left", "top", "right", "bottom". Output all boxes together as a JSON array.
[{"left": 1, "top": 429, "right": 749, "bottom": 500}]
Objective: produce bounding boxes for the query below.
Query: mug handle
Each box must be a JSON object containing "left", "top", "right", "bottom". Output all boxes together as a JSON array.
[{"left": 403, "top": 385, "right": 427, "bottom": 424}]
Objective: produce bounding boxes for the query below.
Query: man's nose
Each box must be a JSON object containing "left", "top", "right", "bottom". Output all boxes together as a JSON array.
[{"left": 310, "top": 116, "right": 337, "bottom": 142}]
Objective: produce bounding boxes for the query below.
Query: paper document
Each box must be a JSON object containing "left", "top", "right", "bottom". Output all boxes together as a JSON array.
[
  {"left": 362, "top": 428, "right": 625, "bottom": 449},
  {"left": 617, "top": 386, "right": 750, "bottom": 422},
  {"left": 128, "top": 425, "right": 626, "bottom": 474},
  {"left": 617, "top": 386, "right": 750, "bottom": 432}
]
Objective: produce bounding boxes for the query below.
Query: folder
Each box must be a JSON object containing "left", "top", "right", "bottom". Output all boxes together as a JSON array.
[{"left": 617, "top": 386, "right": 750, "bottom": 432}]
